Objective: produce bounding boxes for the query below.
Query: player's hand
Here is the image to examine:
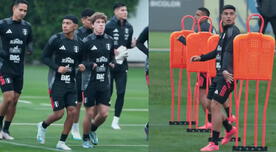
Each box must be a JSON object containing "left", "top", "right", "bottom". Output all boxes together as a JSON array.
[
  {"left": 131, "top": 38, "right": 137, "bottom": 48},
  {"left": 190, "top": 56, "right": 201, "bottom": 62},
  {"left": 109, "top": 63, "right": 115, "bottom": 68},
  {"left": 114, "top": 49, "right": 119, "bottom": 56},
  {"left": 58, "top": 66, "right": 70, "bottom": 74},
  {"left": 92, "top": 63, "right": 97, "bottom": 70},
  {"left": 78, "top": 64, "right": 86, "bottom": 72},
  {"left": 223, "top": 70, "right": 233, "bottom": 83}
]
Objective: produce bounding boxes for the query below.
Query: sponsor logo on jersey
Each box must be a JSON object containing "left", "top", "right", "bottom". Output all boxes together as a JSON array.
[
  {"left": 22, "top": 29, "right": 28, "bottom": 36},
  {"left": 10, "top": 39, "right": 23, "bottom": 45},
  {"left": 74, "top": 46, "right": 79, "bottom": 53},
  {"left": 106, "top": 43, "right": 111, "bottom": 50},
  {"left": 90, "top": 45, "right": 97, "bottom": 51},
  {"left": 9, "top": 46, "right": 21, "bottom": 53},
  {"left": 5, "top": 29, "right": 12, "bottom": 34},
  {"left": 59, "top": 45, "right": 66, "bottom": 50},
  {"left": 62, "top": 57, "right": 74, "bottom": 64},
  {"left": 113, "top": 28, "right": 119, "bottom": 33},
  {"left": 96, "top": 56, "right": 108, "bottom": 63},
  {"left": 9, "top": 54, "right": 20, "bottom": 63},
  {"left": 61, "top": 74, "right": 71, "bottom": 83},
  {"left": 96, "top": 73, "right": 105, "bottom": 81},
  {"left": 96, "top": 64, "right": 106, "bottom": 72}
]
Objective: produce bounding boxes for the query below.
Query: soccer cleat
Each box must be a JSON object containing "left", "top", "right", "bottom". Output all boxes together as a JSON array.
[
  {"left": 36, "top": 122, "right": 46, "bottom": 144},
  {"left": 200, "top": 142, "right": 219, "bottom": 151},
  {"left": 111, "top": 116, "right": 121, "bottom": 130},
  {"left": 82, "top": 140, "right": 94, "bottom": 148},
  {"left": 89, "top": 131, "right": 99, "bottom": 145},
  {"left": 198, "top": 122, "right": 212, "bottom": 129},
  {"left": 56, "top": 141, "right": 71, "bottom": 150},
  {"left": 227, "top": 115, "right": 237, "bottom": 123},
  {"left": 1, "top": 131, "right": 14, "bottom": 140},
  {"left": 144, "top": 124, "right": 149, "bottom": 140},
  {"left": 0, "top": 131, "right": 3, "bottom": 140},
  {"left": 221, "top": 126, "right": 238, "bottom": 145},
  {"left": 71, "top": 124, "right": 82, "bottom": 140}
]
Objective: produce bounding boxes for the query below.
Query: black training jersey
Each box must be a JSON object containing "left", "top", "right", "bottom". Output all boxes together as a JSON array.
[
  {"left": 41, "top": 32, "right": 83, "bottom": 89},
  {"left": 75, "top": 26, "right": 92, "bottom": 40},
  {"left": 105, "top": 16, "right": 133, "bottom": 71},
  {"left": 200, "top": 24, "right": 240, "bottom": 76},
  {"left": 0, "top": 17, "right": 32, "bottom": 76},
  {"left": 137, "top": 26, "right": 148, "bottom": 56},
  {"left": 82, "top": 33, "right": 115, "bottom": 91}
]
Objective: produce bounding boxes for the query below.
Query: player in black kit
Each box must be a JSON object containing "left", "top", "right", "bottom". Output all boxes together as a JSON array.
[
  {"left": 81, "top": 12, "right": 115, "bottom": 148},
  {"left": 71, "top": 8, "right": 95, "bottom": 141},
  {"left": 0, "top": 0, "right": 32, "bottom": 140},
  {"left": 105, "top": 2, "right": 135, "bottom": 130},
  {"left": 36, "top": 15, "right": 85, "bottom": 151},
  {"left": 191, "top": 5, "right": 240, "bottom": 151}
]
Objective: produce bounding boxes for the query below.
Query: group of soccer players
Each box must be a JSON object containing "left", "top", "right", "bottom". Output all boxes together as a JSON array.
[{"left": 0, "top": 0, "right": 148, "bottom": 150}]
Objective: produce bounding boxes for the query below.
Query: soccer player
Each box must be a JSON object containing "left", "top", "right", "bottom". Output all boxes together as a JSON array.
[
  {"left": 81, "top": 12, "right": 115, "bottom": 148},
  {"left": 36, "top": 15, "right": 84, "bottom": 151},
  {"left": 0, "top": 0, "right": 32, "bottom": 140},
  {"left": 191, "top": 5, "right": 240, "bottom": 151},
  {"left": 136, "top": 26, "right": 149, "bottom": 140},
  {"left": 105, "top": 2, "right": 135, "bottom": 130},
  {"left": 71, "top": 8, "right": 95, "bottom": 141}
]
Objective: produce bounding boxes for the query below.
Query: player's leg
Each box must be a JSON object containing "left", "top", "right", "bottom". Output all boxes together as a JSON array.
[
  {"left": 112, "top": 70, "right": 127, "bottom": 130},
  {"left": 71, "top": 72, "right": 82, "bottom": 140},
  {"left": 269, "top": 16, "right": 276, "bottom": 39}
]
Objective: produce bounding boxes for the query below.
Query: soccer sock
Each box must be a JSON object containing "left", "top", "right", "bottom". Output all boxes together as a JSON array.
[
  {"left": 83, "top": 134, "right": 89, "bottom": 141},
  {"left": 60, "top": 134, "right": 68, "bottom": 142},
  {"left": 0, "top": 116, "right": 4, "bottom": 130},
  {"left": 42, "top": 121, "right": 49, "bottom": 129},
  {"left": 146, "top": 122, "right": 149, "bottom": 128},
  {"left": 223, "top": 120, "right": 233, "bottom": 132},
  {"left": 91, "top": 123, "right": 98, "bottom": 132},
  {"left": 3, "top": 121, "right": 11, "bottom": 133},
  {"left": 207, "top": 113, "right": 212, "bottom": 123},
  {"left": 224, "top": 107, "right": 230, "bottom": 118},
  {"left": 212, "top": 130, "right": 220, "bottom": 145}
]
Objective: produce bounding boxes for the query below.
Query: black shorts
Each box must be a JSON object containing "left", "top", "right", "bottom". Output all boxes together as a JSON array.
[
  {"left": 83, "top": 83, "right": 111, "bottom": 107},
  {"left": 76, "top": 71, "right": 83, "bottom": 103},
  {"left": 0, "top": 73, "right": 23, "bottom": 94},
  {"left": 49, "top": 83, "right": 77, "bottom": 111},
  {"left": 207, "top": 76, "right": 234, "bottom": 104},
  {"left": 198, "top": 72, "right": 207, "bottom": 89}
]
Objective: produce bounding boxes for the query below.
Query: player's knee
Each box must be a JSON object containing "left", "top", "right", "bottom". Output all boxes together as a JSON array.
[
  {"left": 3, "top": 93, "right": 15, "bottom": 103},
  {"left": 211, "top": 101, "right": 220, "bottom": 112},
  {"left": 67, "top": 107, "right": 76, "bottom": 116},
  {"left": 99, "top": 111, "right": 109, "bottom": 119}
]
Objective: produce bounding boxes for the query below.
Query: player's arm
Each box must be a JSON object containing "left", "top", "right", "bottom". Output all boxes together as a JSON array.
[
  {"left": 127, "top": 26, "right": 135, "bottom": 48},
  {"left": 77, "top": 40, "right": 86, "bottom": 72},
  {"left": 109, "top": 40, "right": 116, "bottom": 68},
  {"left": 136, "top": 27, "right": 148, "bottom": 56},
  {"left": 26, "top": 24, "right": 33, "bottom": 55},
  {"left": 191, "top": 49, "right": 217, "bottom": 62},
  {"left": 41, "top": 35, "right": 59, "bottom": 70},
  {"left": 0, "top": 21, "right": 8, "bottom": 60}
]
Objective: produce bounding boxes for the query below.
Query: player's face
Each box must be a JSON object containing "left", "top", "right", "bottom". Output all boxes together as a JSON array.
[
  {"left": 12, "top": 3, "right": 28, "bottom": 21},
  {"left": 92, "top": 18, "right": 106, "bottom": 35},
  {"left": 62, "top": 19, "right": 77, "bottom": 34},
  {"left": 81, "top": 16, "right": 92, "bottom": 29},
  {"left": 114, "top": 6, "right": 128, "bottom": 20},
  {"left": 221, "top": 9, "right": 236, "bottom": 25},
  {"left": 194, "top": 10, "right": 205, "bottom": 22}
]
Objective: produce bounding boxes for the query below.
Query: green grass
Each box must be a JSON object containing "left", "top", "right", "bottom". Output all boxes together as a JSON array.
[
  {"left": 149, "top": 51, "right": 276, "bottom": 152},
  {"left": 149, "top": 32, "right": 171, "bottom": 49},
  {"left": 0, "top": 65, "right": 148, "bottom": 152}
]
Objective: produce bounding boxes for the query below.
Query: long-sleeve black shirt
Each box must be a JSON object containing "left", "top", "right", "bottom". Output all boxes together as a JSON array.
[
  {"left": 0, "top": 17, "right": 32, "bottom": 76},
  {"left": 200, "top": 24, "right": 240, "bottom": 76},
  {"left": 41, "top": 32, "right": 83, "bottom": 89},
  {"left": 137, "top": 26, "right": 148, "bottom": 56},
  {"left": 82, "top": 33, "right": 115, "bottom": 91},
  {"left": 105, "top": 16, "right": 133, "bottom": 71}
]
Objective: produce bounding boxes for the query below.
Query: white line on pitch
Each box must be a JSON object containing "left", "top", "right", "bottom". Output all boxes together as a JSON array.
[
  {"left": 0, "top": 140, "right": 61, "bottom": 151},
  {"left": 12, "top": 123, "right": 145, "bottom": 127}
]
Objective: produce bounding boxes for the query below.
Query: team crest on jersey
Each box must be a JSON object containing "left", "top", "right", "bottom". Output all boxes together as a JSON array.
[
  {"left": 22, "top": 29, "right": 28, "bottom": 36},
  {"left": 106, "top": 43, "right": 111, "bottom": 50},
  {"left": 74, "top": 46, "right": 79, "bottom": 53}
]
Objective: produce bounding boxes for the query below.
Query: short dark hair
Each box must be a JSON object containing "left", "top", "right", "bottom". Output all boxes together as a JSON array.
[
  {"left": 222, "top": 5, "right": 236, "bottom": 12},
  {"left": 13, "top": 0, "right": 29, "bottom": 7},
  {"left": 90, "top": 12, "right": 107, "bottom": 24},
  {"left": 113, "top": 2, "right": 126, "bottom": 10},
  {"left": 81, "top": 8, "right": 95, "bottom": 18},
  {"left": 198, "top": 7, "right": 210, "bottom": 16},
  {"left": 63, "top": 15, "right": 78, "bottom": 24}
]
